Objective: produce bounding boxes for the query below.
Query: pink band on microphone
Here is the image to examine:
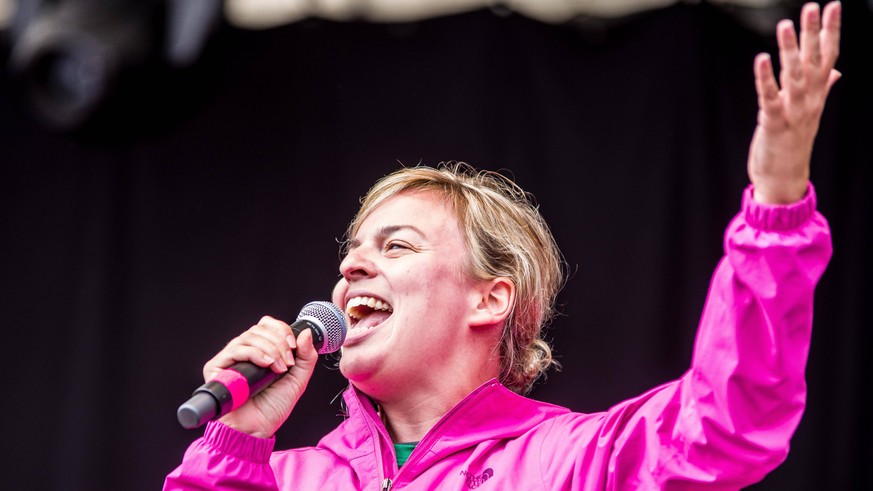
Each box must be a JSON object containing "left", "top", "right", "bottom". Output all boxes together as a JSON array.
[{"left": 213, "top": 369, "right": 250, "bottom": 410}]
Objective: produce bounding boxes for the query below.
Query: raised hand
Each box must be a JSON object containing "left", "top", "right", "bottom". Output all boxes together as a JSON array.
[{"left": 747, "top": 1, "right": 841, "bottom": 204}]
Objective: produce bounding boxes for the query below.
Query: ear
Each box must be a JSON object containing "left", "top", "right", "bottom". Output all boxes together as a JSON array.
[{"left": 468, "top": 277, "right": 515, "bottom": 328}]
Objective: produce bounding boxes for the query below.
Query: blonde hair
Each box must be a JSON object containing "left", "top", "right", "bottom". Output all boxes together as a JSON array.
[{"left": 346, "top": 162, "right": 564, "bottom": 394}]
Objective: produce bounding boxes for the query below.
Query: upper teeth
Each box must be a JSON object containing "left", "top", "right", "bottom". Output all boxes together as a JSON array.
[{"left": 346, "top": 296, "right": 393, "bottom": 320}]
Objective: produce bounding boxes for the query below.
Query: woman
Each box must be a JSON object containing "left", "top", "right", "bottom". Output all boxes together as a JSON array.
[{"left": 165, "top": 2, "right": 841, "bottom": 489}]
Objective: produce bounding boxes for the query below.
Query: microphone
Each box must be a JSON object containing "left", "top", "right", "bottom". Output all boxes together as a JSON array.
[{"left": 176, "top": 301, "right": 347, "bottom": 429}]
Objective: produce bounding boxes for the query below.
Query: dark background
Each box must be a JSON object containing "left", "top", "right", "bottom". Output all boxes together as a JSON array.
[{"left": 1, "top": 2, "right": 870, "bottom": 490}]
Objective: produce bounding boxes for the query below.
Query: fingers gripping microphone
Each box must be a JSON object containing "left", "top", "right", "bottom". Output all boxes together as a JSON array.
[{"left": 176, "top": 301, "right": 347, "bottom": 429}]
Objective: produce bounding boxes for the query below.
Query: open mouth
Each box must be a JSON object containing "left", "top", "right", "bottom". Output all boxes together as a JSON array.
[{"left": 345, "top": 295, "right": 394, "bottom": 330}]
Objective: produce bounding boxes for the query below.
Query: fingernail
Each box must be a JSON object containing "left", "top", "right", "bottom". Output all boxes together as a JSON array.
[
  {"left": 286, "top": 349, "right": 295, "bottom": 365},
  {"left": 286, "top": 335, "right": 297, "bottom": 349}
]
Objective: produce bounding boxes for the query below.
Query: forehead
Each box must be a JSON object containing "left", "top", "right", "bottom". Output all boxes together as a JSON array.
[{"left": 353, "top": 190, "right": 461, "bottom": 238}]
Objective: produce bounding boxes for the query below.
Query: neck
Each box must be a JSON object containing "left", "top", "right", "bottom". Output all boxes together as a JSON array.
[
  {"left": 373, "top": 380, "right": 481, "bottom": 443},
  {"left": 367, "top": 357, "right": 499, "bottom": 443},
  {"left": 377, "top": 394, "right": 453, "bottom": 443},
  {"left": 355, "top": 325, "right": 502, "bottom": 442}
]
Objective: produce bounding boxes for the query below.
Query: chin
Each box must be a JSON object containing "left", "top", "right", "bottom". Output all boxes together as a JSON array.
[
  {"left": 338, "top": 353, "right": 388, "bottom": 395},
  {"left": 338, "top": 351, "right": 367, "bottom": 382}
]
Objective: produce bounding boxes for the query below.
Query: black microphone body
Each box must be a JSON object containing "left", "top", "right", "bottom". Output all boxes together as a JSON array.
[{"left": 177, "top": 301, "right": 346, "bottom": 429}]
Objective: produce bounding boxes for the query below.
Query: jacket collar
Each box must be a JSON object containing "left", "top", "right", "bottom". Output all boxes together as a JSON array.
[{"left": 320, "top": 379, "right": 570, "bottom": 480}]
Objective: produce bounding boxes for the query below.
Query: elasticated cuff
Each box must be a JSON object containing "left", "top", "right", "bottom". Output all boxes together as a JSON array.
[
  {"left": 203, "top": 420, "right": 276, "bottom": 463},
  {"left": 743, "top": 183, "right": 817, "bottom": 231}
]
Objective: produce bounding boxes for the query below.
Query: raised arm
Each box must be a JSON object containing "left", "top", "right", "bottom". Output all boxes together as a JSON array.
[{"left": 559, "top": 3, "right": 840, "bottom": 488}]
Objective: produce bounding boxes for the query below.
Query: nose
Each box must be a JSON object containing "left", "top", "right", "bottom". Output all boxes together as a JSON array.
[{"left": 339, "top": 245, "right": 376, "bottom": 282}]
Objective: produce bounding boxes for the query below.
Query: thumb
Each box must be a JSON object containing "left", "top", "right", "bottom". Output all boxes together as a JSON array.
[
  {"left": 285, "top": 328, "right": 319, "bottom": 386},
  {"left": 825, "top": 68, "right": 842, "bottom": 93}
]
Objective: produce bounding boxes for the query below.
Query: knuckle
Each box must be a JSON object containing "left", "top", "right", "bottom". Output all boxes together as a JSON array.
[
  {"left": 258, "top": 315, "right": 290, "bottom": 332},
  {"left": 236, "top": 330, "right": 258, "bottom": 344}
]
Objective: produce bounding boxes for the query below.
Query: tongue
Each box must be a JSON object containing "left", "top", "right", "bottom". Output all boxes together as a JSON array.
[{"left": 355, "top": 311, "right": 392, "bottom": 330}]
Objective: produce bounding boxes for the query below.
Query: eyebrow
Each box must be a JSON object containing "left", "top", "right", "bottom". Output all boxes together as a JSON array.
[{"left": 346, "top": 224, "right": 427, "bottom": 250}]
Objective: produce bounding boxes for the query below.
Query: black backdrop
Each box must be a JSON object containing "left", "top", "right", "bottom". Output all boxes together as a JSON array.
[{"left": 1, "top": 2, "right": 870, "bottom": 490}]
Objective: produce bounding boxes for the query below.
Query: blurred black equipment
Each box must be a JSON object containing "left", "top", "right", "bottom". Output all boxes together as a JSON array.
[{"left": 6, "top": 0, "right": 222, "bottom": 131}]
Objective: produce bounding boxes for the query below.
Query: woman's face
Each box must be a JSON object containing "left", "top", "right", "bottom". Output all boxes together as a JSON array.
[{"left": 332, "top": 190, "right": 482, "bottom": 394}]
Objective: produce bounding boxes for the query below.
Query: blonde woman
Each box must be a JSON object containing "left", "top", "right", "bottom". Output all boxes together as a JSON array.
[{"left": 166, "top": 2, "right": 840, "bottom": 489}]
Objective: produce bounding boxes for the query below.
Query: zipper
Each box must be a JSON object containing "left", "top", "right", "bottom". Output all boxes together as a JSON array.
[
  {"left": 366, "top": 399, "right": 401, "bottom": 491},
  {"left": 375, "top": 437, "right": 394, "bottom": 490},
  {"left": 370, "top": 406, "right": 397, "bottom": 490}
]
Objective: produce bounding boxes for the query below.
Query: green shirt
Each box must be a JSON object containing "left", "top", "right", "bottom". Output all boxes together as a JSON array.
[{"left": 394, "top": 442, "right": 417, "bottom": 467}]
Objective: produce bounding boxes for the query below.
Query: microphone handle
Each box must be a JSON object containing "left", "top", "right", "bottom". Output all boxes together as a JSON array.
[{"left": 176, "top": 319, "right": 323, "bottom": 429}]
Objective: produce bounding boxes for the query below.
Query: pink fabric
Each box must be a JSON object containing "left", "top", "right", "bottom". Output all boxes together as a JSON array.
[{"left": 165, "top": 184, "right": 831, "bottom": 490}]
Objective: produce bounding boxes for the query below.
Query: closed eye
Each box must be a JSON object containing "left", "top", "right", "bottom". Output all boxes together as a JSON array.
[{"left": 386, "top": 241, "right": 411, "bottom": 252}]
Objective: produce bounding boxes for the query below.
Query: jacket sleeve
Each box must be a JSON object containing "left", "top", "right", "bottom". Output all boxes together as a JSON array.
[
  {"left": 600, "top": 184, "right": 832, "bottom": 489},
  {"left": 163, "top": 421, "right": 280, "bottom": 490}
]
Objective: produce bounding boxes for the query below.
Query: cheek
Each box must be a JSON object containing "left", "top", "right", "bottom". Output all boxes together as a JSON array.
[{"left": 332, "top": 279, "right": 347, "bottom": 306}]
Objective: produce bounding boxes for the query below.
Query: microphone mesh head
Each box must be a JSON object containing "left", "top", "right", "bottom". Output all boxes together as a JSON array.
[{"left": 296, "top": 301, "right": 347, "bottom": 354}]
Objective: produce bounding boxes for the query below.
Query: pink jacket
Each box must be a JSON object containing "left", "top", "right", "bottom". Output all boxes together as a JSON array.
[{"left": 165, "top": 185, "right": 831, "bottom": 490}]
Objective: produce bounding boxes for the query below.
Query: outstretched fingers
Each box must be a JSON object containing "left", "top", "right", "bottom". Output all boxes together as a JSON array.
[
  {"left": 799, "top": 3, "right": 822, "bottom": 68},
  {"left": 767, "top": 1, "right": 842, "bottom": 118},
  {"left": 777, "top": 19, "right": 805, "bottom": 102},
  {"left": 754, "top": 53, "right": 784, "bottom": 123},
  {"left": 799, "top": 2, "right": 841, "bottom": 94},
  {"left": 820, "top": 1, "right": 841, "bottom": 72}
]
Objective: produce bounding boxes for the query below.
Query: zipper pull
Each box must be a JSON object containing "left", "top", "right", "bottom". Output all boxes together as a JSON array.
[{"left": 381, "top": 478, "right": 393, "bottom": 490}]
